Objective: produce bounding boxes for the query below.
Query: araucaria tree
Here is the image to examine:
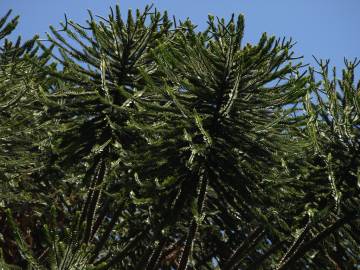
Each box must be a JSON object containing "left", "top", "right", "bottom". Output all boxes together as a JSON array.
[{"left": 0, "top": 5, "right": 359, "bottom": 270}]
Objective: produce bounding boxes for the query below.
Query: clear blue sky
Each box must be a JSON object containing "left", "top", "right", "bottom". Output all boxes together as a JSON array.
[{"left": 1, "top": 0, "right": 359, "bottom": 73}]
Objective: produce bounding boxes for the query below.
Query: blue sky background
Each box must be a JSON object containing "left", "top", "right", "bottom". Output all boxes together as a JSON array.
[{"left": 1, "top": 0, "right": 359, "bottom": 75}]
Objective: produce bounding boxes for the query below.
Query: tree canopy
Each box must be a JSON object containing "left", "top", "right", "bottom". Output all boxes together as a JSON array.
[{"left": 0, "top": 6, "right": 359, "bottom": 270}]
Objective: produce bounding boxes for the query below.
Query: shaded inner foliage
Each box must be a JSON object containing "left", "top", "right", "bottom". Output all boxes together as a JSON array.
[{"left": 0, "top": 6, "right": 359, "bottom": 270}]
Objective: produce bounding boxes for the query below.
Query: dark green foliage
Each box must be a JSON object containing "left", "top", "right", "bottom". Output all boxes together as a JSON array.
[{"left": 0, "top": 6, "right": 359, "bottom": 270}]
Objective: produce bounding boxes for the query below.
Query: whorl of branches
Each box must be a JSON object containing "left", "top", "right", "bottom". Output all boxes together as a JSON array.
[{"left": 0, "top": 6, "right": 359, "bottom": 270}]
